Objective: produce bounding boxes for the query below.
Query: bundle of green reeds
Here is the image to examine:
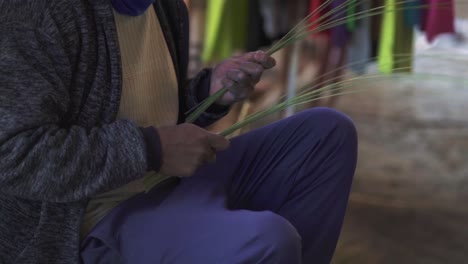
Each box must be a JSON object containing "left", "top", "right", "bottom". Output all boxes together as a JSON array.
[{"left": 185, "top": 0, "right": 456, "bottom": 124}]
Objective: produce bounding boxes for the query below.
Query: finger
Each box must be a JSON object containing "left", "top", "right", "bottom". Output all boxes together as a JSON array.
[
  {"left": 239, "top": 51, "right": 263, "bottom": 62},
  {"left": 240, "top": 51, "right": 276, "bottom": 69},
  {"left": 239, "top": 62, "right": 263, "bottom": 83},
  {"left": 221, "top": 78, "right": 236, "bottom": 90},
  {"left": 221, "top": 78, "right": 250, "bottom": 102},
  {"left": 254, "top": 51, "right": 276, "bottom": 69},
  {"left": 204, "top": 147, "right": 217, "bottom": 164},
  {"left": 206, "top": 134, "right": 230, "bottom": 151},
  {"left": 227, "top": 69, "right": 254, "bottom": 88},
  {"left": 222, "top": 79, "right": 252, "bottom": 102},
  {"left": 228, "top": 87, "right": 250, "bottom": 102},
  {"left": 196, "top": 140, "right": 217, "bottom": 165}
]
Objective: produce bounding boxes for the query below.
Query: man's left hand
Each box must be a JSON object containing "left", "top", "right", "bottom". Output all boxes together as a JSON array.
[{"left": 210, "top": 51, "right": 276, "bottom": 106}]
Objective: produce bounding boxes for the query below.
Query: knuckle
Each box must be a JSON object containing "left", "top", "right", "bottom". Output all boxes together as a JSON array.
[
  {"left": 255, "top": 50, "right": 266, "bottom": 60},
  {"left": 253, "top": 65, "right": 263, "bottom": 75},
  {"left": 222, "top": 78, "right": 235, "bottom": 87},
  {"left": 237, "top": 71, "right": 246, "bottom": 80},
  {"left": 255, "top": 63, "right": 264, "bottom": 71},
  {"left": 227, "top": 69, "right": 238, "bottom": 79}
]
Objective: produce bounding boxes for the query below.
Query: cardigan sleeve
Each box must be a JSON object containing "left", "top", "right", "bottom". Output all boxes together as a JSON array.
[
  {"left": 184, "top": 68, "right": 231, "bottom": 127},
  {"left": 0, "top": 24, "right": 151, "bottom": 203}
]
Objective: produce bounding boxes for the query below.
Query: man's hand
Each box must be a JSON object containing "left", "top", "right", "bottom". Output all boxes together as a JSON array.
[
  {"left": 211, "top": 51, "right": 276, "bottom": 106},
  {"left": 157, "top": 124, "right": 230, "bottom": 177}
]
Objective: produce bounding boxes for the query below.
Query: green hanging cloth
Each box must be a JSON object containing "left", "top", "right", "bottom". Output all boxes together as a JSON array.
[
  {"left": 346, "top": 0, "right": 358, "bottom": 32},
  {"left": 378, "top": 0, "right": 396, "bottom": 73},
  {"left": 378, "top": 0, "right": 414, "bottom": 73},
  {"left": 393, "top": 3, "right": 414, "bottom": 73},
  {"left": 202, "top": 0, "right": 249, "bottom": 63}
]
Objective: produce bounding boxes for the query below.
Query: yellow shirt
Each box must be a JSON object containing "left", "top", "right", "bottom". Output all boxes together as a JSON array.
[{"left": 81, "top": 6, "right": 179, "bottom": 237}]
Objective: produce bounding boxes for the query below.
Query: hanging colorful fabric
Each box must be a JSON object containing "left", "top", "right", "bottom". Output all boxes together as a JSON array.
[
  {"left": 403, "top": 0, "right": 423, "bottom": 28},
  {"left": 379, "top": 0, "right": 414, "bottom": 73},
  {"left": 202, "top": 0, "right": 249, "bottom": 63},
  {"left": 309, "top": 0, "right": 331, "bottom": 38},
  {"left": 259, "top": 0, "right": 290, "bottom": 40},
  {"left": 347, "top": 1, "right": 371, "bottom": 75},
  {"left": 378, "top": 0, "right": 396, "bottom": 73},
  {"left": 330, "top": 0, "right": 351, "bottom": 48},
  {"left": 393, "top": 3, "right": 414, "bottom": 73},
  {"left": 246, "top": 0, "right": 271, "bottom": 51},
  {"left": 347, "top": 0, "right": 358, "bottom": 32},
  {"left": 370, "top": 0, "right": 385, "bottom": 59},
  {"left": 422, "top": 0, "right": 455, "bottom": 42}
]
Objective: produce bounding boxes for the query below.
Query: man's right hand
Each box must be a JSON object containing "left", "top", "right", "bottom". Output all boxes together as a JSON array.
[{"left": 157, "top": 124, "right": 230, "bottom": 177}]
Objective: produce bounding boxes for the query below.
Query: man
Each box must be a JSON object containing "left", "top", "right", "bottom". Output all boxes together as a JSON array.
[{"left": 0, "top": 0, "right": 357, "bottom": 263}]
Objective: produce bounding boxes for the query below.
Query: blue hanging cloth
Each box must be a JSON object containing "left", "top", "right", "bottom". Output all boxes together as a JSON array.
[{"left": 403, "top": 0, "right": 423, "bottom": 28}]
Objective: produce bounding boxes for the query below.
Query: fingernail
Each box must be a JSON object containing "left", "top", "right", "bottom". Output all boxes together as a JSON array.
[{"left": 267, "top": 59, "right": 276, "bottom": 68}]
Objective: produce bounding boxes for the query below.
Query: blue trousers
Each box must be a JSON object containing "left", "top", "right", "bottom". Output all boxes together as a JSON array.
[{"left": 81, "top": 108, "right": 358, "bottom": 264}]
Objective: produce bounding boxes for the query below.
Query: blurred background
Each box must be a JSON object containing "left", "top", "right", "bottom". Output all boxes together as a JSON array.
[{"left": 183, "top": 1, "right": 468, "bottom": 263}]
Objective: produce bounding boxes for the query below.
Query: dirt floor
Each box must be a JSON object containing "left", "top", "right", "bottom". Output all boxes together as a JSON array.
[
  {"left": 331, "top": 20, "right": 468, "bottom": 264},
  {"left": 333, "top": 202, "right": 468, "bottom": 264}
]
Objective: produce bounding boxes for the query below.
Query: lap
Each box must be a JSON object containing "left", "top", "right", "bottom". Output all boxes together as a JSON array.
[{"left": 81, "top": 176, "right": 301, "bottom": 264}]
